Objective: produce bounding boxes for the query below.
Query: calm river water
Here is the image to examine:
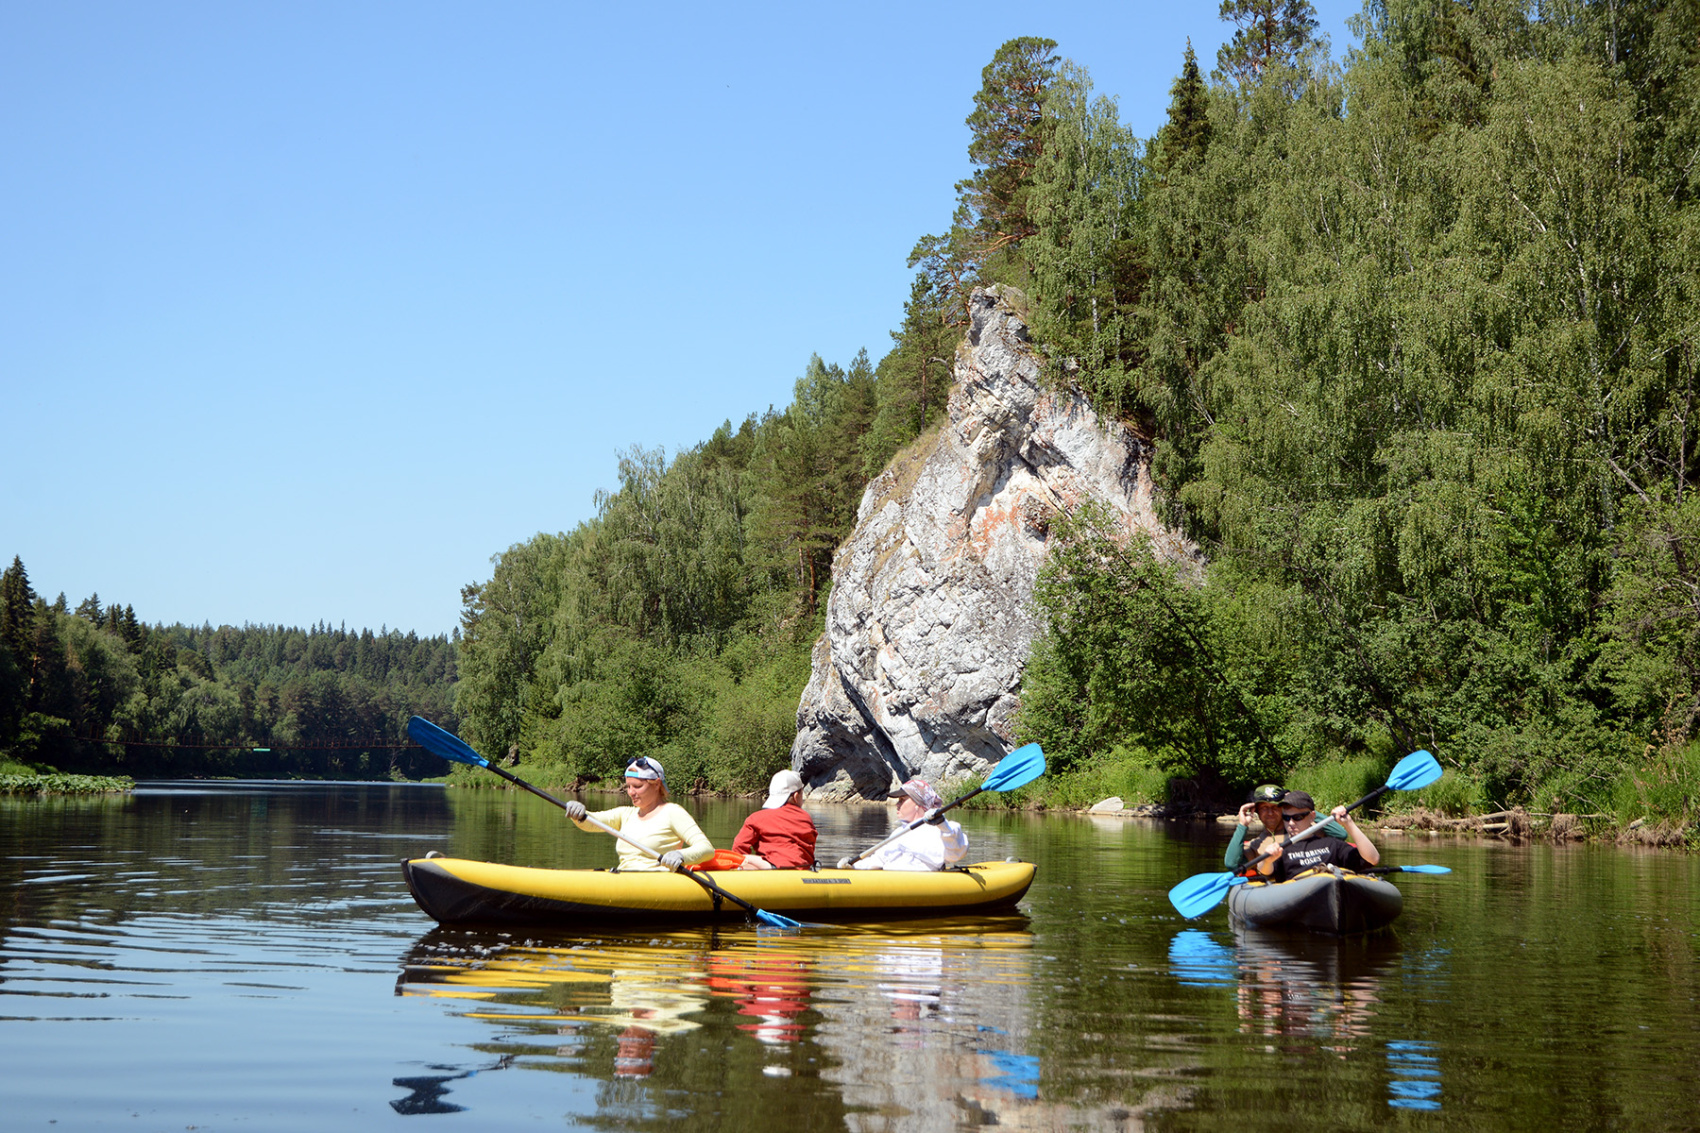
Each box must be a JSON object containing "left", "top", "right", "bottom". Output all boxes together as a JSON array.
[{"left": 2, "top": 782, "right": 1696, "bottom": 1131}]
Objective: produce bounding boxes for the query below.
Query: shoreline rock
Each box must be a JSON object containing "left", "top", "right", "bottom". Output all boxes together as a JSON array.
[{"left": 791, "top": 286, "right": 1196, "bottom": 801}]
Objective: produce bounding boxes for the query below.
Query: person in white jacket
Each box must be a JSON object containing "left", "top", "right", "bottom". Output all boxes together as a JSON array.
[{"left": 845, "top": 777, "right": 968, "bottom": 871}]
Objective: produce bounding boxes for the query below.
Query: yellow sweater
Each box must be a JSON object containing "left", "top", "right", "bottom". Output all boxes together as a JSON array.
[{"left": 574, "top": 802, "right": 714, "bottom": 872}]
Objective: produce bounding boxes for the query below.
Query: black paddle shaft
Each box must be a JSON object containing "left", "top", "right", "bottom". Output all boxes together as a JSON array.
[{"left": 485, "top": 762, "right": 572, "bottom": 811}]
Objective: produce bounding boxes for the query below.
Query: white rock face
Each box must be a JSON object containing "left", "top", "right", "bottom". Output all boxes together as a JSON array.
[{"left": 792, "top": 286, "right": 1196, "bottom": 801}]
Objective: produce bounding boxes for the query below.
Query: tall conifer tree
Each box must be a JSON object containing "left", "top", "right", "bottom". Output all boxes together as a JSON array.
[
  {"left": 1215, "top": 0, "right": 1319, "bottom": 85},
  {"left": 1155, "top": 41, "right": 1212, "bottom": 172}
]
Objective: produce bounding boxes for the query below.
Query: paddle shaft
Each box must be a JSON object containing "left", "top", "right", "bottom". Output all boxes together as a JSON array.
[{"left": 481, "top": 760, "right": 574, "bottom": 810}]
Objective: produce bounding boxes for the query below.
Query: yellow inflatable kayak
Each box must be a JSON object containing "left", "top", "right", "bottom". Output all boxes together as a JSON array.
[{"left": 401, "top": 857, "right": 1037, "bottom": 927}]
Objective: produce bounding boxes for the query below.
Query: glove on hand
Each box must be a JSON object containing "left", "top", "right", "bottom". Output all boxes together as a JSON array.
[
  {"left": 924, "top": 807, "right": 946, "bottom": 826},
  {"left": 836, "top": 857, "right": 854, "bottom": 870},
  {"left": 564, "top": 800, "right": 587, "bottom": 821},
  {"left": 659, "top": 850, "right": 685, "bottom": 871}
]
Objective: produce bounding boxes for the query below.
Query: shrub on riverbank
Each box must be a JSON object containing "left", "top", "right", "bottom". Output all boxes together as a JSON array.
[{"left": 0, "top": 772, "right": 133, "bottom": 795}]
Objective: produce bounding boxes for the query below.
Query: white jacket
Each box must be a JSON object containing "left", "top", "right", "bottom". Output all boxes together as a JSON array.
[{"left": 853, "top": 819, "right": 968, "bottom": 871}]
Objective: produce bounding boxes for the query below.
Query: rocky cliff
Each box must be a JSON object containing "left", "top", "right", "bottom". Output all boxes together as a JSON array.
[{"left": 791, "top": 286, "right": 1195, "bottom": 801}]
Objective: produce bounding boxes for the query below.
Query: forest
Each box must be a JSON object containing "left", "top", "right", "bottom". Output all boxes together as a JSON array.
[
  {"left": 0, "top": 556, "right": 457, "bottom": 781},
  {"left": 8, "top": 1, "right": 1698, "bottom": 832},
  {"left": 452, "top": 0, "right": 1700, "bottom": 830}
]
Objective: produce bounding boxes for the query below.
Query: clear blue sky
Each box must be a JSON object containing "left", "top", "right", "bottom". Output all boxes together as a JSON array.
[{"left": 2, "top": 1, "right": 1363, "bottom": 637}]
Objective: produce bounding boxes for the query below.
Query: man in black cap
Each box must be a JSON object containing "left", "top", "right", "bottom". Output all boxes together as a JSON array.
[{"left": 1256, "top": 790, "right": 1381, "bottom": 881}]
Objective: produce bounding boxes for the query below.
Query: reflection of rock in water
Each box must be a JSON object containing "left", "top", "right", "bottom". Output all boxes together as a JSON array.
[
  {"left": 810, "top": 924, "right": 1171, "bottom": 1131},
  {"left": 814, "top": 932, "right": 1034, "bottom": 1130}
]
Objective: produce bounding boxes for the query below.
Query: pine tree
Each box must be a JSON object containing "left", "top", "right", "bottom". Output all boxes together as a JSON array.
[
  {"left": 1216, "top": 0, "right": 1319, "bottom": 86},
  {"left": 910, "top": 37, "right": 1061, "bottom": 316},
  {"left": 960, "top": 36, "right": 1061, "bottom": 256},
  {"left": 120, "top": 605, "right": 142, "bottom": 651}
]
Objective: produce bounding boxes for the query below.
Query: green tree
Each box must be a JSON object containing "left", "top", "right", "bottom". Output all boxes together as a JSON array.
[
  {"left": 911, "top": 37, "right": 1061, "bottom": 315},
  {"left": 1029, "top": 61, "right": 1145, "bottom": 410},
  {"left": 1215, "top": 0, "right": 1320, "bottom": 86},
  {"left": 0, "top": 556, "right": 35, "bottom": 660},
  {"left": 1154, "top": 41, "right": 1212, "bottom": 173}
]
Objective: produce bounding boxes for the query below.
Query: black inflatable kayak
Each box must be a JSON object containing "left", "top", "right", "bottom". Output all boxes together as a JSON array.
[{"left": 1227, "top": 868, "right": 1402, "bottom": 934}]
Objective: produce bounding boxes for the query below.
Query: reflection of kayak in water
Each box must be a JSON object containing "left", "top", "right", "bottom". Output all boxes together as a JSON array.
[
  {"left": 401, "top": 858, "right": 1037, "bottom": 927},
  {"left": 1230, "top": 922, "right": 1404, "bottom": 982},
  {"left": 1169, "top": 924, "right": 1404, "bottom": 987},
  {"left": 1227, "top": 868, "right": 1402, "bottom": 934}
]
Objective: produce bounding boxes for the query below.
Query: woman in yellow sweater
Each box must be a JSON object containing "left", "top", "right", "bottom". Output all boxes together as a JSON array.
[{"left": 562, "top": 756, "right": 714, "bottom": 872}]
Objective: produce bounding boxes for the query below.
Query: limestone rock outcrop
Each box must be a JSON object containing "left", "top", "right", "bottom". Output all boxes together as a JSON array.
[{"left": 791, "top": 286, "right": 1196, "bottom": 801}]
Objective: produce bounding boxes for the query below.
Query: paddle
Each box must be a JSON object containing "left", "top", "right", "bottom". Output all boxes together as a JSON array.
[
  {"left": 840, "top": 743, "right": 1045, "bottom": 868},
  {"left": 1367, "top": 864, "right": 1452, "bottom": 875},
  {"left": 1166, "top": 749, "right": 1444, "bottom": 919},
  {"left": 405, "top": 716, "right": 803, "bottom": 930}
]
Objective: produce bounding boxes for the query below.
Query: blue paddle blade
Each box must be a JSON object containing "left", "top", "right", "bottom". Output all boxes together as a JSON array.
[
  {"left": 1397, "top": 864, "right": 1451, "bottom": 874},
  {"left": 982, "top": 743, "right": 1045, "bottom": 792},
  {"left": 1168, "top": 870, "right": 1235, "bottom": 918},
  {"left": 754, "top": 909, "right": 804, "bottom": 930},
  {"left": 407, "top": 716, "right": 490, "bottom": 768},
  {"left": 1387, "top": 749, "right": 1443, "bottom": 791}
]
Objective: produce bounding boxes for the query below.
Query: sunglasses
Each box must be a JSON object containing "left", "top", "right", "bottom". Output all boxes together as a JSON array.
[{"left": 1282, "top": 811, "right": 1313, "bottom": 824}]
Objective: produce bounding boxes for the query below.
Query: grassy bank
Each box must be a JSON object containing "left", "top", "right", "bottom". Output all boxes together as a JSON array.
[{"left": 1005, "top": 741, "right": 1700, "bottom": 849}]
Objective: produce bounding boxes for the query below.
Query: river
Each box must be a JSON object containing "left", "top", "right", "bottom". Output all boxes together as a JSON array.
[{"left": 1, "top": 782, "right": 1696, "bottom": 1131}]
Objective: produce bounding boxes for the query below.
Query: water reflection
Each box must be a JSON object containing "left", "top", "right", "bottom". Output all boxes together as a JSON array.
[
  {"left": 1167, "top": 926, "right": 1441, "bottom": 1111},
  {"left": 709, "top": 949, "right": 810, "bottom": 1045},
  {"left": 9, "top": 785, "right": 1700, "bottom": 1129},
  {"left": 396, "top": 918, "right": 1041, "bottom": 1124},
  {"left": 389, "top": 1056, "right": 513, "bottom": 1114}
]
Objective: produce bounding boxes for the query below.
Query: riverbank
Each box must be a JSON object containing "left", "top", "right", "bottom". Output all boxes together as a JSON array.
[{"left": 441, "top": 759, "right": 1695, "bottom": 850}]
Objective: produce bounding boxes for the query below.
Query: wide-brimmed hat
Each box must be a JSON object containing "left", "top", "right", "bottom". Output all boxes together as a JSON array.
[
  {"left": 762, "top": 769, "right": 804, "bottom": 809},
  {"left": 624, "top": 756, "right": 666, "bottom": 783},
  {"left": 889, "top": 777, "right": 943, "bottom": 810}
]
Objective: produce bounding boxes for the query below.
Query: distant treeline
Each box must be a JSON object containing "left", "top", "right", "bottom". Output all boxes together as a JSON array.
[{"left": 0, "top": 556, "right": 456, "bottom": 779}]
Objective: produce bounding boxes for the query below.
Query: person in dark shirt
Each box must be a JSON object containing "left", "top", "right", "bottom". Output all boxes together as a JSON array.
[
  {"left": 1257, "top": 790, "right": 1381, "bottom": 881},
  {"left": 1226, "top": 783, "right": 1348, "bottom": 874},
  {"left": 732, "top": 769, "right": 818, "bottom": 870}
]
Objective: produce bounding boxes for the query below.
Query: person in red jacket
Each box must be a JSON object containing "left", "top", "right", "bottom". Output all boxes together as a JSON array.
[{"left": 732, "top": 769, "right": 818, "bottom": 870}]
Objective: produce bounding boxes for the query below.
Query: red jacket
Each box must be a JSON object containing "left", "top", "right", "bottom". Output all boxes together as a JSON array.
[{"left": 732, "top": 802, "right": 818, "bottom": 870}]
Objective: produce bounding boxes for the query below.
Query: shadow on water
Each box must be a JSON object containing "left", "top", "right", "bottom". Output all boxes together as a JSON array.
[{"left": 390, "top": 1055, "right": 514, "bottom": 1115}]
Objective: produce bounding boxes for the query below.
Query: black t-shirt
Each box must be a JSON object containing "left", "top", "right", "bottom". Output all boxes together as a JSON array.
[{"left": 1271, "top": 834, "right": 1366, "bottom": 881}]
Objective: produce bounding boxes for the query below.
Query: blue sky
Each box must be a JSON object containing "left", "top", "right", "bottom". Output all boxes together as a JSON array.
[{"left": 2, "top": 1, "right": 1364, "bottom": 636}]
